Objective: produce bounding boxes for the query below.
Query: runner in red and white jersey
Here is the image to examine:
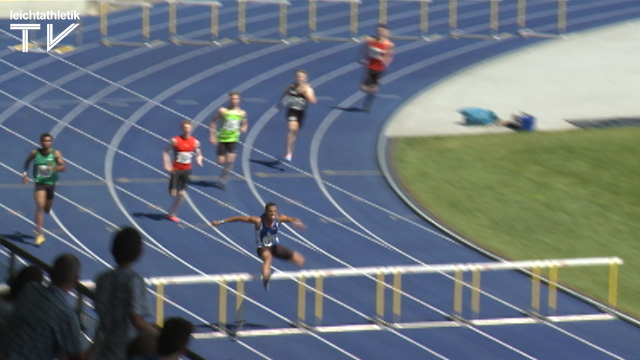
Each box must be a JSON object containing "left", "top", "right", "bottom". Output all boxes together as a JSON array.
[{"left": 162, "top": 120, "right": 203, "bottom": 223}]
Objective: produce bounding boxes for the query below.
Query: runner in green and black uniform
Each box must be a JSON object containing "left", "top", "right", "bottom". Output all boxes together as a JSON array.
[
  {"left": 21, "top": 133, "right": 66, "bottom": 246},
  {"left": 209, "top": 91, "right": 248, "bottom": 189}
]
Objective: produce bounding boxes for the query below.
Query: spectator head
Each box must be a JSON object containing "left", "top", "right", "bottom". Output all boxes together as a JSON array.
[
  {"left": 127, "top": 332, "right": 158, "bottom": 359},
  {"left": 157, "top": 317, "right": 194, "bottom": 356},
  {"left": 112, "top": 226, "right": 143, "bottom": 266},
  {"left": 50, "top": 254, "right": 81, "bottom": 290},
  {"left": 8, "top": 265, "right": 43, "bottom": 299}
]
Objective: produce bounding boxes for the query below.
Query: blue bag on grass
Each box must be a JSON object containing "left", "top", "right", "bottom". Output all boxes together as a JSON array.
[{"left": 458, "top": 107, "right": 497, "bottom": 126}]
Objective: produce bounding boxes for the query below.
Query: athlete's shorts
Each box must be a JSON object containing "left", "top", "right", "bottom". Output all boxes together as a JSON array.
[
  {"left": 287, "top": 108, "right": 306, "bottom": 128},
  {"left": 35, "top": 183, "right": 55, "bottom": 200},
  {"left": 169, "top": 169, "right": 191, "bottom": 192},
  {"left": 257, "top": 244, "right": 294, "bottom": 261},
  {"left": 217, "top": 142, "right": 237, "bottom": 157},
  {"left": 363, "top": 69, "right": 384, "bottom": 87}
]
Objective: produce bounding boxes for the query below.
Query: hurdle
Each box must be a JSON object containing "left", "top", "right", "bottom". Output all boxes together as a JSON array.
[
  {"left": 98, "top": 0, "right": 162, "bottom": 47},
  {"left": 449, "top": 0, "right": 511, "bottom": 40},
  {"left": 146, "top": 256, "right": 622, "bottom": 333},
  {"left": 518, "top": 0, "right": 569, "bottom": 38},
  {"left": 379, "top": 0, "right": 442, "bottom": 41},
  {"left": 309, "top": 0, "right": 363, "bottom": 42},
  {"left": 168, "top": 0, "right": 232, "bottom": 46},
  {"left": 237, "top": 0, "right": 298, "bottom": 44}
]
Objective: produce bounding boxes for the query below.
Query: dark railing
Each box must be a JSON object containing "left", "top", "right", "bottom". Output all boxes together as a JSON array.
[{"left": 0, "top": 237, "right": 206, "bottom": 360}]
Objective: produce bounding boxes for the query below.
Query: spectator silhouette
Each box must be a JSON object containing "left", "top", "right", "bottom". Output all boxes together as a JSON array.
[
  {"left": 128, "top": 317, "right": 195, "bottom": 360},
  {"left": 1, "top": 254, "right": 85, "bottom": 360},
  {"left": 92, "top": 226, "right": 159, "bottom": 360},
  {"left": 0, "top": 265, "right": 44, "bottom": 337}
]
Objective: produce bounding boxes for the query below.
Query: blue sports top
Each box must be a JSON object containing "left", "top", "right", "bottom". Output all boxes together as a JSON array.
[{"left": 255, "top": 217, "right": 280, "bottom": 248}]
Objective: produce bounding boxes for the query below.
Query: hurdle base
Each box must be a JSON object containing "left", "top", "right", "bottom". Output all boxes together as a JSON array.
[
  {"left": 450, "top": 30, "right": 510, "bottom": 40},
  {"left": 446, "top": 313, "right": 472, "bottom": 325},
  {"left": 309, "top": 33, "right": 362, "bottom": 43},
  {"left": 169, "top": 36, "right": 233, "bottom": 46},
  {"left": 238, "top": 34, "right": 298, "bottom": 45},
  {"left": 522, "top": 310, "right": 550, "bottom": 322},
  {"left": 518, "top": 28, "right": 567, "bottom": 39},
  {"left": 101, "top": 37, "right": 163, "bottom": 47},
  {"left": 368, "top": 317, "right": 397, "bottom": 329},
  {"left": 291, "top": 320, "right": 316, "bottom": 332}
]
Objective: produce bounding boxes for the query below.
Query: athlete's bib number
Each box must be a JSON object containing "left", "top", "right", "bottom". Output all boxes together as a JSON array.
[
  {"left": 262, "top": 233, "right": 276, "bottom": 247},
  {"left": 222, "top": 120, "right": 240, "bottom": 131},
  {"left": 36, "top": 164, "right": 52, "bottom": 178},
  {"left": 176, "top": 151, "right": 193, "bottom": 164}
]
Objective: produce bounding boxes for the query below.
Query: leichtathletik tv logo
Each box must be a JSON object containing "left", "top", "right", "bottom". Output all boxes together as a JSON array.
[{"left": 9, "top": 9, "right": 80, "bottom": 52}]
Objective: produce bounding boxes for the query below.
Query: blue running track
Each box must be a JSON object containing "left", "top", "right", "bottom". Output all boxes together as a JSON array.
[{"left": 1, "top": 0, "right": 639, "bottom": 358}]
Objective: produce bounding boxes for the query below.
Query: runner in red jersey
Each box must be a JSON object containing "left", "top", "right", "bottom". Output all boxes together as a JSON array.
[
  {"left": 162, "top": 120, "right": 203, "bottom": 223},
  {"left": 359, "top": 24, "right": 394, "bottom": 112}
]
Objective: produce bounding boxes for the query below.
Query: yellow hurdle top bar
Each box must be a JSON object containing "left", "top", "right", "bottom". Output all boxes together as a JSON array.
[{"left": 138, "top": 257, "right": 622, "bottom": 286}]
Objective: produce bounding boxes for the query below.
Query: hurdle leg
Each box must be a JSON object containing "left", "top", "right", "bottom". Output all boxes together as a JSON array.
[
  {"left": 379, "top": 0, "right": 387, "bottom": 25},
  {"left": 376, "top": 272, "right": 385, "bottom": 319},
  {"left": 531, "top": 265, "right": 541, "bottom": 313},
  {"left": 155, "top": 283, "right": 165, "bottom": 327},
  {"left": 453, "top": 268, "right": 463, "bottom": 316},
  {"left": 235, "top": 279, "right": 245, "bottom": 325},
  {"left": 349, "top": 0, "right": 358, "bottom": 40},
  {"left": 314, "top": 275, "right": 324, "bottom": 326},
  {"left": 392, "top": 272, "right": 402, "bottom": 322},
  {"left": 608, "top": 261, "right": 619, "bottom": 306},
  {"left": 471, "top": 267, "right": 481, "bottom": 318},
  {"left": 219, "top": 280, "right": 227, "bottom": 328},
  {"left": 547, "top": 264, "right": 558, "bottom": 315},
  {"left": 297, "top": 275, "right": 307, "bottom": 324}
]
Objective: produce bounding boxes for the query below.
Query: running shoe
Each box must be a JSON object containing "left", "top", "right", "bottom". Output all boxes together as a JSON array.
[
  {"left": 284, "top": 154, "right": 292, "bottom": 162},
  {"left": 34, "top": 234, "right": 46, "bottom": 246},
  {"left": 167, "top": 215, "right": 180, "bottom": 223}
]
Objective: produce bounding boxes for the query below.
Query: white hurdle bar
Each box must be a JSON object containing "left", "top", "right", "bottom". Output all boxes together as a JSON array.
[
  {"left": 168, "top": 0, "right": 232, "bottom": 46},
  {"left": 449, "top": 0, "right": 510, "bottom": 40},
  {"left": 518, "top": 0, "right": 569, "bottom": 38},
  {"left": 237, "top": 0, "right": 297, "bottom": 44},
  {"left": 139, "top": 256, "right": 622, "bottom": 327},
  {"left": 379, "top": 0, "right": 442, "bottom": 41},
  {"left": 97, "top": 0, "right": 162, "bottom": 47},
  {"left": 309, "top": 0, "right": 363, "bottom": 42}
]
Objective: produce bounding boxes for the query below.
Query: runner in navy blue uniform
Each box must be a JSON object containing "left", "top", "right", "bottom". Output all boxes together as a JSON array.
[{"left": 211, "top": 202, "right": 305, "bottom": 289}]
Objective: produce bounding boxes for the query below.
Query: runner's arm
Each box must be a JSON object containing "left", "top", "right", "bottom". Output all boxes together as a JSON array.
[
  {"left": 54, "top": 150, "right": 66, "bottom": 172},
  {"left": 211, "top": 215, "right": 259, "bottom": 227},
  {"left": 163, "top": 140, "right": 175, "bottom": 172},
  {"left": 194, "top": 140, "right": 203, "bottom": 167},
  {"left": 21, "top": 150, "right": 36, "bottom": 184},
  {"left": 278, "top": 214, "right": 306, "bottom": 230}
]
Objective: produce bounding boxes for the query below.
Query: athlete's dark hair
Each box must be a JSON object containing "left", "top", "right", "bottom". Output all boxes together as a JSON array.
[
  {"left": 229, "top": 91, "right": 241, "bottom": 97},
  {"left": 295, "top": 68, "right": 307, "bottom": 75},
  {"left": 377, "top": 23, "right": 388, "bottom": 29},
  {"left": 40, "top": 133, "right": 53, "bottom": 142},
  {"left": 180, "top": 119, "right": 192, "bottom": 127},
  {"left": 264, "top": 202, "right": 277, "bottom": 212}
]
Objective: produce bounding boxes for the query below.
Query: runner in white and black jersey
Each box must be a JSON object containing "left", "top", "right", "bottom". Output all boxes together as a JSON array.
[
  {"left": 211, "top": 202, "right": 305, "bottom": 289},
  {"left": 275, "top": 69, "right": 316, "bottom": 162}
]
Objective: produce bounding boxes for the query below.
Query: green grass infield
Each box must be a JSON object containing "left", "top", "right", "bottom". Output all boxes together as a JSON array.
[{"left": 392, "top": 127, "right": 640, "bottom": 319}]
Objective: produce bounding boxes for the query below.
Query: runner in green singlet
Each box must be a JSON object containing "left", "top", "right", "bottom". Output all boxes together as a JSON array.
[
  {"left": 209, "top": 91, "right": 248, "bottom": 189},
  {"left": 21, "top": 133, "right": 66, "bottom": 246}
]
